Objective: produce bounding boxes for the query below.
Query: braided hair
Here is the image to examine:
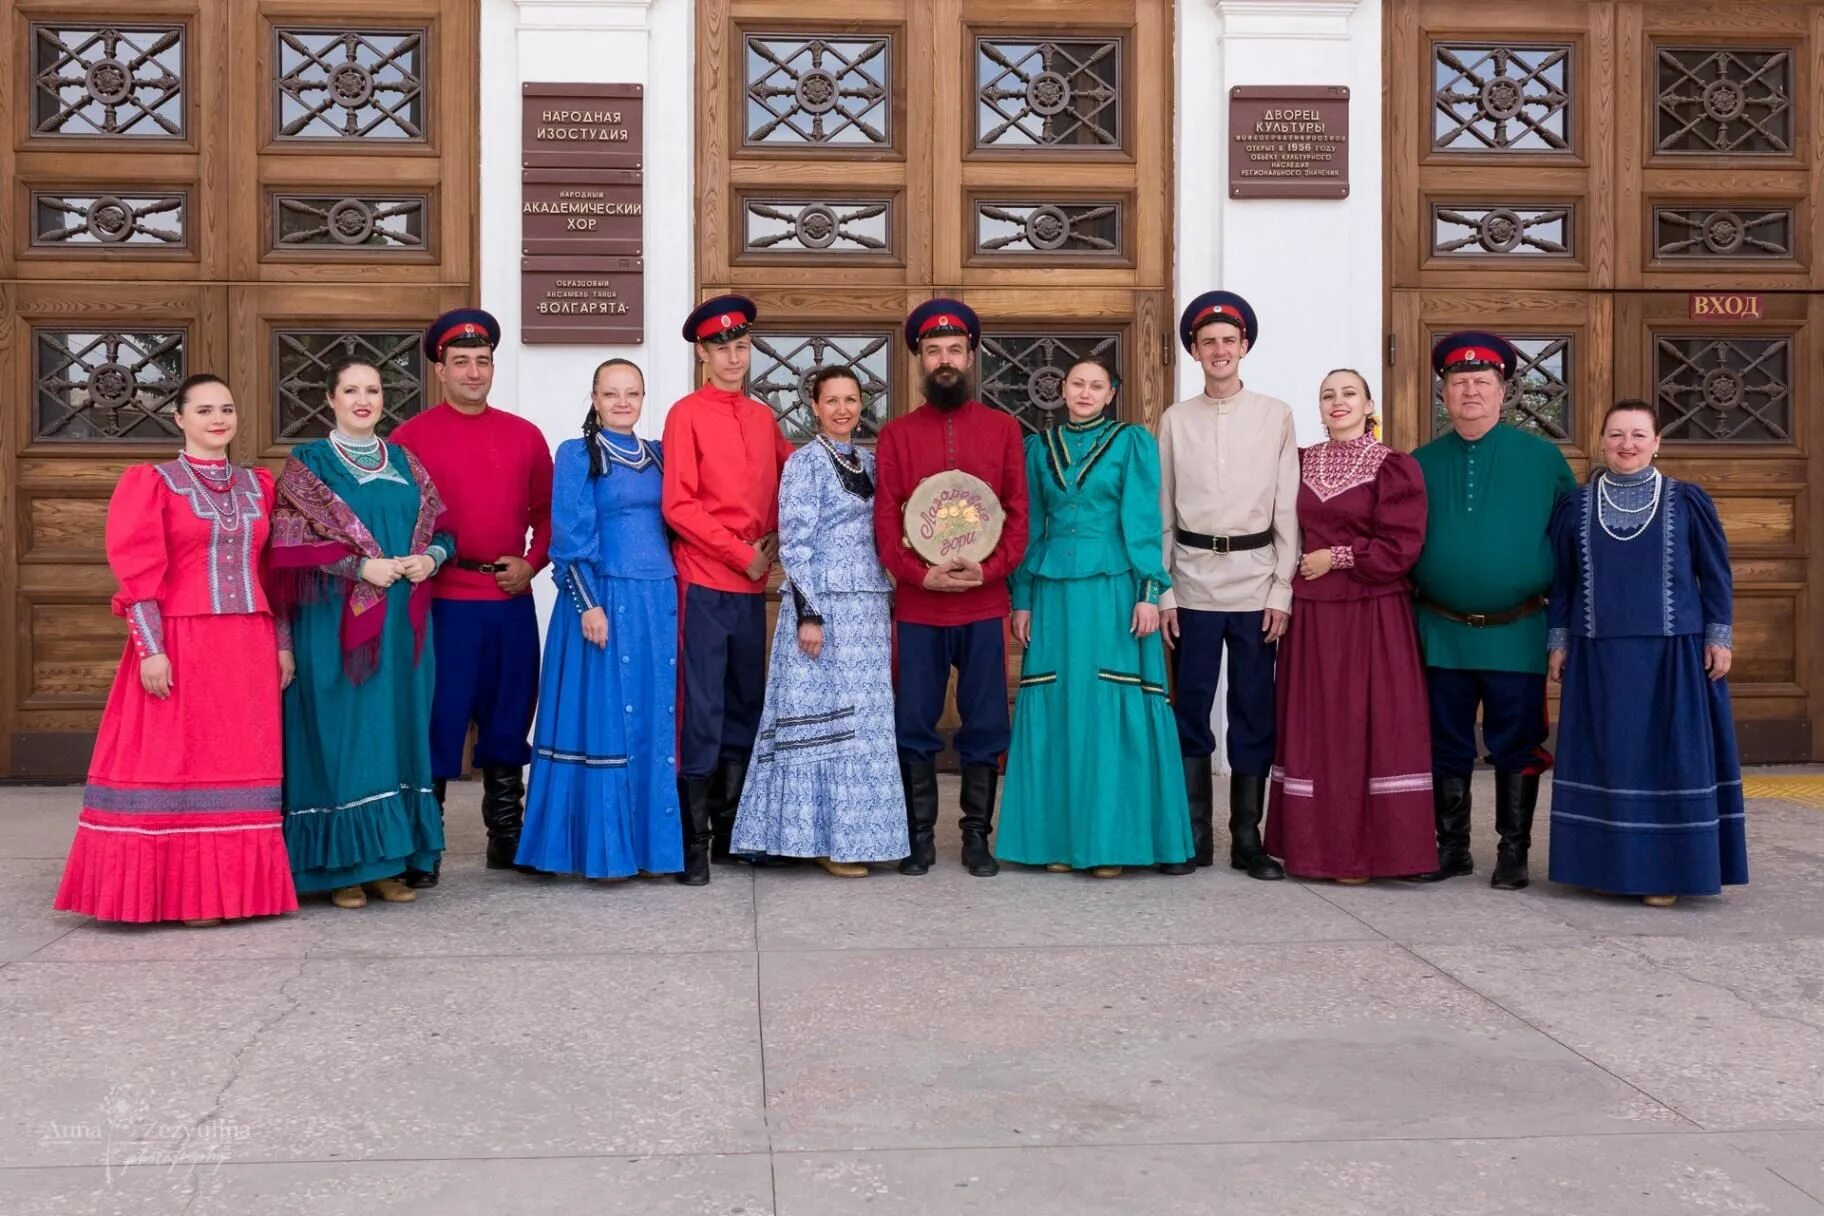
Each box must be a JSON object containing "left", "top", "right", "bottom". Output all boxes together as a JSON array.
[{"left": 582, "top": 357, "right": 646, "bottom": 478}]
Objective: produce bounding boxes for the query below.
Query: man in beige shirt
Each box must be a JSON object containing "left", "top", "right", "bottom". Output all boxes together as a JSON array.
[{"left": 1158, "top": 290, "right": 1299, "bottom": 881}]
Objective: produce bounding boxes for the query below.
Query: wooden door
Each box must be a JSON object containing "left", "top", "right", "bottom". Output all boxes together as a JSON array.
[
  {"left": 1386, "top": 0, "right": 1824, "bottom": 762},
  {"left": 695, "top": 0, "right": 1174, "bottom": 436},
  {"left": 0, "top": 0, "right": 477, "bottom": 778}
]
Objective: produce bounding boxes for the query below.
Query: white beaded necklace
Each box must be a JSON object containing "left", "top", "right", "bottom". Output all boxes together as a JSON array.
[{"left": 1596, "top": 468, "right": 1663, "bottom": 543}]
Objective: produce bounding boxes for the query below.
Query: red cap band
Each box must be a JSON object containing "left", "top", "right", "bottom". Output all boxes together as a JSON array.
[
  {"left": 434, "top": 321, "right": 486, "bottom": 357},
  {"left": 1446, "top": 346, "right": 1503, "bottom": 369},
  {"left": 695, "top": 311, "right": 746, "bottom": 340},
  {"left": 918, "top": 313, "right": 963, "bottom": 337},
  {"left": 1192, "top": 303, "right": 1244, "bottom": 329}
]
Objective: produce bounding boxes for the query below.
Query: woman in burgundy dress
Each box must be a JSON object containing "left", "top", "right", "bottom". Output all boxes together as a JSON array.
[{"left": 1265, "top": 370, "right": 1437, "bottom": 883}]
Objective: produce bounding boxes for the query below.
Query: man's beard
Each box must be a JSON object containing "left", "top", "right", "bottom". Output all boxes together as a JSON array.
[{"left": 924, "top": 366, "right": 972, "bottom": 411}]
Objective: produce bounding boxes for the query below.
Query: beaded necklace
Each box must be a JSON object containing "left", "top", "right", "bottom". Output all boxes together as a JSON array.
[
  {"left": 597, "top": 430, "right": 653, "bottom": 471},
  {"left": 816, "top": 433, "right": 864, "bottom": 475},
  {"left": 1596, "top": 467, "right": 1663, "bottom": 543},
  {"left": 176, "top": 454, "right": 245, "bottom": 531}
]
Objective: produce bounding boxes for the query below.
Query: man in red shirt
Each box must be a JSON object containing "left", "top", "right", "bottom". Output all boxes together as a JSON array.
[
  {"left": 873, "top": 299, "right": 1029, "bottom": 877},
  {"left": 661, "top": 294, "right": 794, "bottom": 886},
  {"left": 391, "top": 308, "right": 553, "bottom": 884}
]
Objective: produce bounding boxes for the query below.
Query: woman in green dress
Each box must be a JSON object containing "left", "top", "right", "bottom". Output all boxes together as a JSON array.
[
  {"left": 999, "top": 358, "right": 1194, "bottom": 877},
  {"left": 270, "top": 358, "right": 452, "bottom": 908}
]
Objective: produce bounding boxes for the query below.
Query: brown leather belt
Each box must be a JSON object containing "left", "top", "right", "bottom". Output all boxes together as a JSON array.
[
  {"left": 1418, "top": 595, "right": 1546, "bottom": 628},
  {"left": 1175, "top": 527, "right": 1273, "bottom": 555}
]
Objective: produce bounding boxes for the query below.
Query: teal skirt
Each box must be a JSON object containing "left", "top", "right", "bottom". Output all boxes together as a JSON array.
[{"left": 998, "top": 571, "right": 1192, "bottom": 868}]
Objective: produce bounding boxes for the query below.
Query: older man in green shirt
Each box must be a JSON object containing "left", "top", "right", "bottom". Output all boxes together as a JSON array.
[{"left": 1410, "top": 332, "right": 1577, "bottom": 890}]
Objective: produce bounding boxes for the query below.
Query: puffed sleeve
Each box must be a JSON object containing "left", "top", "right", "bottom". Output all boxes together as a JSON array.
[
  {"left": 1334, "top": 451, "right": 1427, "bottom": 586},
  {"left": 106, "top": 465, "right": 170, "bottom": 659},
  {"left": 549, "top": 439, "right": 603, "bottom": 615},
  {"left": 1546, "top": 485, "right": 1584, "bottom": 652},
  {"left": 1156, "top": 411, "right": 1179, "bottom": 613},
  {"left": 979, "top": 414, "right": 1030, "bottom": 583},
  {"left": 776, "top": 448, "right": 824, "bottom": 622},
  {"left": 1008, "top": 435, "right": 1049, "bottom": 613},
  {"left": 1117, "top": 427, "right": 1170, "bottom": 603},
  {"left": 1683, "top": 482, "right": 1734, "bottom": 649}
]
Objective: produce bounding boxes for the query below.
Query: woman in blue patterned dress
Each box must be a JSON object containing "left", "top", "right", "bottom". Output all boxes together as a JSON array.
[
  {"left": 1547, "top": 399, "right": 1747, "bottom": 907},
  {"left": 517, "top": 359, "right": 681, "bottom": 879},
  {"left": 731, "top": 366, "right": 907, "bottom": 876}
]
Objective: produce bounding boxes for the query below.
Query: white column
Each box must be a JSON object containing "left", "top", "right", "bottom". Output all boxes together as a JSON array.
[
  {"left": 483, "top": 0, "right": 694, "bottom": 625},
  {"left": 1176, "top": 0, "right": 1382, "bottom": 444}
]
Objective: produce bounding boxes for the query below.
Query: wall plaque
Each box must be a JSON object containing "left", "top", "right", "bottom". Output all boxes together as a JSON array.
[
  {"left": 522, "top": 256, "right": 645, "bottom": 344},
  {"left": 522, "top": 83, "right": 643, "bottom": 169},
  {"left": 522, "top": 169, "right": 643, "bottom": 257},
  {"left": 1688, "top": 292, "right": 1767, "bottom": 321},
  {"left": 1228, "top": 86, "right": 1350, "bottom": 200}
]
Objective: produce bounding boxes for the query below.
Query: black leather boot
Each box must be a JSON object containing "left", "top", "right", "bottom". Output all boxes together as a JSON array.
[
  {"left": 896, "top": 757, "right": 940, "bottom": 875},
  {"left": 959, "top": 764, "right": 1001, "bottom": 877},
  {"left": 404, "top": 779, "right": 445, "bottom": 888},
  {"left": 1228, "top": 773, "right": 1284, "bottom": 881},
  {"left": 714, "top": 754, "right": 794, "bottom": 867},
  {"left": 1490, "top": 770, "right": 1539, "bottom": 890},
  {"left": 1407, "top": 776, "right": 1474, "bottom": 881},
  {"left": 676, "top": 775, "right": 713, "bottom": 886},
  {"left": 481, "top": 765, "right": 537, "bottom": 872},
  {"left": 1169, "top": 755, "right": 1215, "bottom": 874}
]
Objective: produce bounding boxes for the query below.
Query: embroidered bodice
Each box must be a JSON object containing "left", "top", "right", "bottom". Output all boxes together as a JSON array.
[{"left": 1300, "top": 433, "right": 1391, "bottom": 502}]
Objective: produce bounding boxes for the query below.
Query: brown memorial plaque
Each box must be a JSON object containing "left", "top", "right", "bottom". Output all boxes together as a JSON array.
[
  {"left": 522, "top": 82, "right": 643, "bottom": 169},
  {"left": 521, "top": 256, "right": 644, "bottom": 344},
  {"left": 522, "top": 169, "right": 643, "bottom": 257},
  {"left": 902, "top": 471, "right": 1005, "bottom": 565},
  {"left": 1227, "top": 85, "right": 1350, "bottom": 199}
]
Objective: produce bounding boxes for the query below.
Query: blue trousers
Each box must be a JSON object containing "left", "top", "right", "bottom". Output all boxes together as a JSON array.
[
  {"left": 894, "top": 619, "right": 1011, "bottom": 767},
  {"left": 678, "top": 584, "right": 767, "bottom": 778},
  {"left": 429, "top": 596, "right": 539, "bottom": 778},
  {"left": 1426, "top": 666, "right": 1553, "bottom": 779},
  {"left": 1169, "top": 607, "right": 1277, "bottom": 776}
]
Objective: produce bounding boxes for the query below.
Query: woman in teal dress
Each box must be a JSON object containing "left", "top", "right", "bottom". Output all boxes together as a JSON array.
[
  {"left": 270, "top": 357, "right": 452, "bottom": 908},
  {"left": 999, "top": 358, "right": 1194, "bottom": 877}
]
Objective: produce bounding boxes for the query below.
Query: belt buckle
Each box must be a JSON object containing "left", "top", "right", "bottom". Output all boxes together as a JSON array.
[
  {"left": 1466, "top": 612, "right": 1488, "bottom": 628},
  {"left": 1211, "top": 536, "right": 1230, "bottom": 554}
]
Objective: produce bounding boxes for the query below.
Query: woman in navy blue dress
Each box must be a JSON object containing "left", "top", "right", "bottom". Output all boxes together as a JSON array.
[
  {"left": 518, "top": 359, "right": 681, "bottom": 878},
  {"left": 1547, "top": 399, "right": 1746, "bottom": 907}
]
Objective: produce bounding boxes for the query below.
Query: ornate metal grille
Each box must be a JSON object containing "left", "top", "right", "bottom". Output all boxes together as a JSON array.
[
  {"left": 1430, "top": 335, "right": 1571, "bottom": 441},
  {"left": 34, "top": 330, "right": 185, "bottom": 442},
  {"left": 30, "top": 23, "right": 185, "bottom": 138},
  {"left": 1653, "top": 207, "right": 1793, "bottom": 259},
  {"left": 275, "top": 28, "right": 426, "bottom": 140},
  {"left": 31, "top": 192, "right": 186, "bottom": 248},
  {"left": 1655, "top": 48, "right": 1792, "bottom": 155},
  {"left": 274, "top": 195, "right": 427, "bottom": 251},
  {"left": 974, "top": 200, "right": 1123, "bottom": 256},
  {"left": 742, "top": 199, "right": 891, "bottom": 255},
  {"left": 1430, "top": 204, "right": 1571, "bottom": 257},
  {"left": 748, "top": 333, "right": 892, "bottom": 443},
  {"left": 274, "top": 331, "right": 425, "bottom": 441},
  {"left": 976, "top": 38, "right": 1121, "bottom": 149},
  {"left": 1432, "top": 43, "right": 1571, "bottom": 152},
  {"left": 979, "top": 333, "right": 1121, "bottom": 434},
  {"left": 744, "top": 35, "right": 891, "bottom": 146},
  {"left": 1655, "top": 335, "right": 1791, "bottom": 443}
]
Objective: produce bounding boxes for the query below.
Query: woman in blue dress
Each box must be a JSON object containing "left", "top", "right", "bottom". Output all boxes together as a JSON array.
[
  {"left": 517, "top": 359, "right": 681, "bottom": 879},
  {"left": 731, "top": 366, "right": 906, "bottom": 876},
  {"left": 1547, "top": 398, "right": 1747, "bottom": 907}
]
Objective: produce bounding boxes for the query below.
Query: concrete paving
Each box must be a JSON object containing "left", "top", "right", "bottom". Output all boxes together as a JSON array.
[{"left": 2, "top": 773, "right": 1821, "bottom": 1215}]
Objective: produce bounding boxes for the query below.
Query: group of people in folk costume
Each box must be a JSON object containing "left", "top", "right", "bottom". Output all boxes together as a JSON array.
[{"left": 53, "top": 290, "right": 1747, "bottom": 928}]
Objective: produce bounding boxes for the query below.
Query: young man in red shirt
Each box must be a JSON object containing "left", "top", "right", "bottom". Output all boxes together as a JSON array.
[
  {"left": 661, "top": 294, "right": 794, "bottom": 885},
  {"left": 873, "top": 299, "right": 1029, "bottom": 876},
  {"left": 391, "top": 309, "right": 553, "bottom": 883}
]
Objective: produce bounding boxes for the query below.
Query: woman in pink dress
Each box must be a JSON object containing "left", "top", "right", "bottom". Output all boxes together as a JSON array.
[
  {"left": 53, "top": 374, "right": 298, "bottom": 926},
  {"left": 1265, "top": 370, "right": 1437, "bottom": 883}
]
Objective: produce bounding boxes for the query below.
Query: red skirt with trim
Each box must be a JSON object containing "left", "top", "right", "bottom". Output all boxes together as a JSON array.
[{"left": 53, "top": 614, "right": 297, "bottom": 923}]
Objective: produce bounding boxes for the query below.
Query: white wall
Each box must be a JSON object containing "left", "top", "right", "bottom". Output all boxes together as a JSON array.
[
  {"left": 481, "top": 0, "right": 696, "bottom": 622},
  {"left": 1176, "top": 0, "right": 1383, "bottom": 444}
]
